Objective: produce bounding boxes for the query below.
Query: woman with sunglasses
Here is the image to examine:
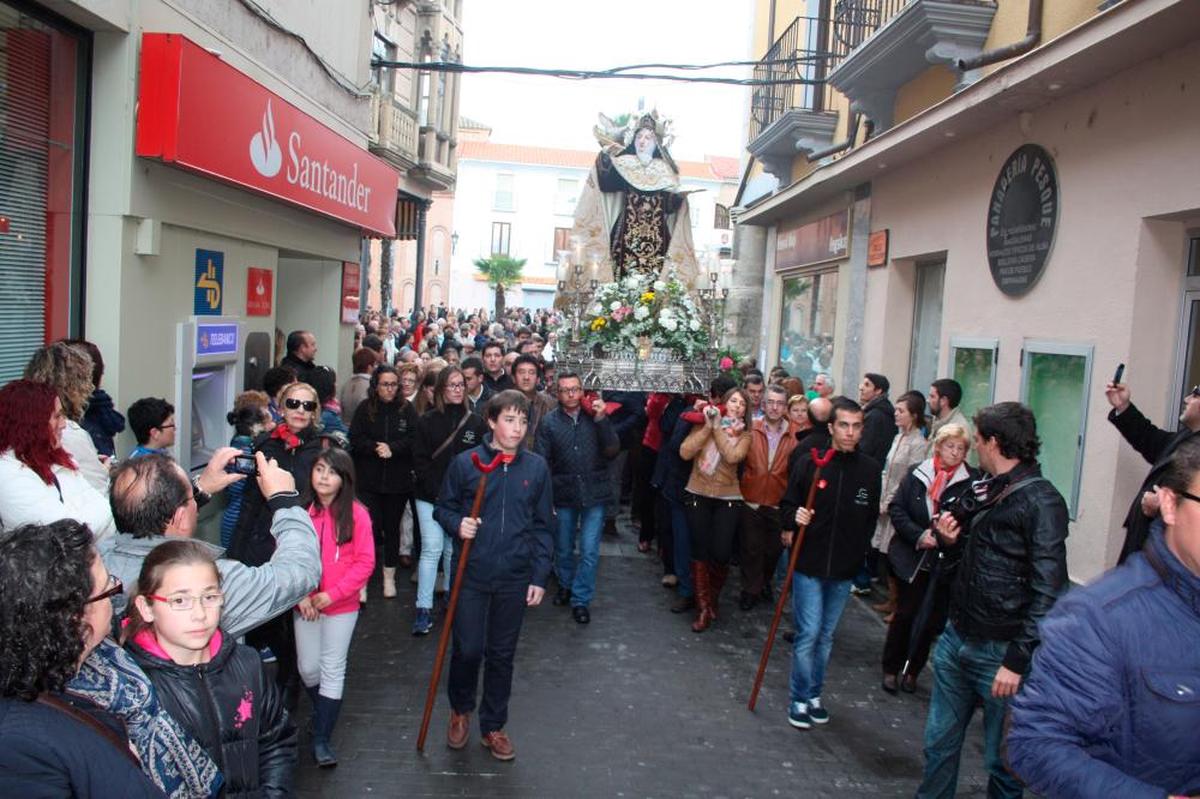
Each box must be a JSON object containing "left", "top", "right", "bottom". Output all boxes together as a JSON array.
[
  {"left": 0, "top": 519, "right": 218, "bottom": 797},
  {"left": 229, "top": 380, "right": 324, "bottom": 713},
  {"left": 411, "top": 366, "right": 488, "bottom": 635},
  {"left": 350, "top": 365, "right": 420, "bottom": 600}
]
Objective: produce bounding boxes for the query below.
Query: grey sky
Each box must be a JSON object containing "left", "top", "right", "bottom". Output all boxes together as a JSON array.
[{"left": 459, "top": 0, "right": 755, "bottom": 161}]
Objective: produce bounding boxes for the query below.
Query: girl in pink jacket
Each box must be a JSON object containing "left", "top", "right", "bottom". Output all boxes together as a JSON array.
[{"left": 295, "top": 448, "right": 375, "bottom": 768}]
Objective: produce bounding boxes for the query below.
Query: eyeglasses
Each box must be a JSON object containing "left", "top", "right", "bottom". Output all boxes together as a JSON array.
[
  {"left": 86, "top": 574, "right": 124, "bottom": 604},
  {"left": 559, "top": 386, "right": 582, "bottom": 395},
  {"left": 1190, "top": 385, "right": 1200, "bottom": 399},
  {"left": 446, "top": 382, "right": 466, "bottom": 390},
  {"left": 149, "top": 592, "right": 226, "bottom": 611},
  {"left": 1176, "top": 488, "right": 1200, "bottom": 505},
  {"left": 284, "top": 398, "right": 318, "bottom": 412},
  {"left": 378, "top": 381, "right": 399, "bottom": 389},
  {"left": 158, "top": 423, "right": 176, "bottom": 429}
]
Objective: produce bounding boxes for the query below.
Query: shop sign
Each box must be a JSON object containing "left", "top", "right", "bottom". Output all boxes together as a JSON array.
[
  {"left": 196, "top": 323, "right": 238, "bottom": 357},
  {"left": 194, "top": 249, "right": 224, "bottom": 316},
  {"left": 246, "top": 267, "right": 273, "bottom": 316},
  {"left": 867, "top": 229, "right": 889, "bottom": 267},
  {"left": 986, "top": 144, "right": 1059, "bottom": 296},
  {"left": 341, "top": 262, "right": 361, "bottom": 325},
  {"left": 775, "top": 210, "right": 849, "bottom": 271},
  {"left": 136, "top": 33, "right": 400, "bottom": 237}
]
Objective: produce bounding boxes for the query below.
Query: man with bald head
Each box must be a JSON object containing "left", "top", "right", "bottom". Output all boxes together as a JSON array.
[{"left": 98, "top": 448, "right": 319, "bottom": 638}]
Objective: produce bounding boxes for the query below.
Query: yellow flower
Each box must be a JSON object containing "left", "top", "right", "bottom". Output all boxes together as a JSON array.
[
  {"left": 640, "top": 291, "right": 656, "bottom": 304},
  {"left": 591, "top": 317, "right": 607, "bottom": 331}
]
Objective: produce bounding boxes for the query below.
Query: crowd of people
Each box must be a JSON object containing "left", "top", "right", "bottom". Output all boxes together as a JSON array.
[{"left": 0, "top": 307, "right": 1196, "bottom": 798}]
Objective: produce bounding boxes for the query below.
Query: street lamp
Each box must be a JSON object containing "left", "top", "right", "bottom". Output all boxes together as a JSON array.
[{"left": 451, "top": 230, "right": 459, "bottom": 254}]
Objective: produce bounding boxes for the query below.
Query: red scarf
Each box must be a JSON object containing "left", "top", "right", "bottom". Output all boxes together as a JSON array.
[
  {"left": 927, "top": 454, "right": 958, "bottom": 513},
  {"left": 270, "top": 424, "right": 302, "bottom": 450}
]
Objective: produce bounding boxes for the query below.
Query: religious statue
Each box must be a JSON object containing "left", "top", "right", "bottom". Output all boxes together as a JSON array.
[{"left": 571, "top": 111, "right": 700, "bottom": 287}]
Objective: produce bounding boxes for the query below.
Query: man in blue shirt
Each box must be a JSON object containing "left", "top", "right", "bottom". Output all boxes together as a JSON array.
[{"left": 126, "top": 397, "right": 175, "bottom": 458}]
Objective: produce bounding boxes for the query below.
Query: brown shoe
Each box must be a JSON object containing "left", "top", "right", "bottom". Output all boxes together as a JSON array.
[
  {"left": 480, "top": 729, "right": 515, "bottom": 761},
  {"left": 446, "top": 711, "right": 470, "bottom": 750}
]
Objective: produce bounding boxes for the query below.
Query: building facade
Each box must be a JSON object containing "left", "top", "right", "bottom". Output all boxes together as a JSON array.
[
  {"left": 1, "top": 0, "right": 407, "bottom": 479},
  {"left": 736, "top": 0, "right": 1200, "bottom": 581},
  {"left": 451, "top": 128, "right": 741, "bottom": 321}
]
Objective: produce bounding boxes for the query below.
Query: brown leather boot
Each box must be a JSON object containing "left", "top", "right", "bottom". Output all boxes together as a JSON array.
[
  {"left": 708, "top": 562, "right": 729, "bottom": 619},
  {"left": 691, "top": 561, "right": 715, "bottom": 633},
  {"left": 872, "top": 577, "right": 899, "bottom": 614}
]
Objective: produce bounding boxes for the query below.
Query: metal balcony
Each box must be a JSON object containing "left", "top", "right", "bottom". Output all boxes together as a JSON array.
[{"left": 827, "top": 0, "right": 998, "bottom": 130}]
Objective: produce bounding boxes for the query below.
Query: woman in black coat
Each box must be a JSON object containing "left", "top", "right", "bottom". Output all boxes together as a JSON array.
[
  {"left": 881, "top": 423, "right": 976, "bottom": 694},
  {"left": 350, "top": 365, "right": 419, "bottom": 599}
]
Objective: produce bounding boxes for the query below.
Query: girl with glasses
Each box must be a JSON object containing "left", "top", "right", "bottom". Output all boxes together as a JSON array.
[
  {"left": 349, "top": 365, "right": 420, "bottom": 600},
  {"left": 293, "top": 448, "right": 373, "bottom": 767},
  {"left": 411, "top": 366, "right": 488, "bottom": 635},
  {"left": 125, "top": 539, "right": 297, "bottom": 794}
]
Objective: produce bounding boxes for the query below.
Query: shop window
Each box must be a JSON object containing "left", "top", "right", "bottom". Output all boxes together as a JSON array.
[
  {"left": 1020, "top": 341, "right": 1094, "bottom": 518},
  {"left": 0, "top": 5, "right": 87, "bottom": 383},
  {"left": 494, "top": 173, "right": 515, "bottom": 212},
  {"left": 908, "top": 261, "right": 945, "bottom": 395},
  {"left": 777, "top": 269, "right": 838, "bottom": 385},
  {"left": 1171, "top": 236, "right": 1200, "bottom": 427},
  {"left": 949, "top": 337, "right": 998, "bottom": 421},
  {"left": 490, "top": 222, "right": 511, "bottom": 256}
]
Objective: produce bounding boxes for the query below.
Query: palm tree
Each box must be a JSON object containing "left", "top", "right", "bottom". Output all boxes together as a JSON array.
[{"left": 473, "top": 254, "right": 526, "bottom": 318}]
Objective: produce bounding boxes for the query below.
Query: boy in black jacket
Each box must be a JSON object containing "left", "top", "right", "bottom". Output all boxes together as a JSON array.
[
  {"left": 778, "top": 397, "right": 881, "bottom": 730},
  {"left": 434, "top": 390, "right": 554, "bottom": 761}
]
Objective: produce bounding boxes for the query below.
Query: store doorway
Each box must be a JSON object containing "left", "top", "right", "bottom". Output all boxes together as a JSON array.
[
  {"left": 1171, "top": 236, "right": 1200, "bottom": 430},
  {"left": 908, "top": 260, "right": 945, "bottom": 394}
]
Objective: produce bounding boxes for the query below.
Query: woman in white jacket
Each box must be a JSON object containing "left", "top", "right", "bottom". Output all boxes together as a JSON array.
[{"left": 0, "top": 380, "right": 115, "bottom": 540}]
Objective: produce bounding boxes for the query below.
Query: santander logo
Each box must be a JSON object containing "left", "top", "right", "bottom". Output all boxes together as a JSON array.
[{"left": 249, "top": 100, "right": 283, "bottom": 178}]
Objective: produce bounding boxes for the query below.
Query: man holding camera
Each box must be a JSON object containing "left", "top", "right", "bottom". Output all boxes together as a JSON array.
[{"left": 914, "top": 402, "right": 1068, "bottom": 798}]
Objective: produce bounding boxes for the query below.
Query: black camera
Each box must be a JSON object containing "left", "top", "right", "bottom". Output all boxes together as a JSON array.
[
  {"left": 225, "top": 454, "right": 258, "bottom": 476},
  {"left": 939, "top": 492, "right": 981, "bottom": 528}
]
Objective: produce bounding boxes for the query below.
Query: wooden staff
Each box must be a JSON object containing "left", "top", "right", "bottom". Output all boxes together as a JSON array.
[
  {"left": 416, "top": 450, "right": 509, "bottom": 752},
  {"left": 748, "top": 447, "right": 836, "bottom": 712}
]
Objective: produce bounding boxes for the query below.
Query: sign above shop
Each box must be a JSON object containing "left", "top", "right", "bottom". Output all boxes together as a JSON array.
[
  {"left": 986, "top": 144, "right": 1059, "bottom": 296},
  {"left": 196, "top": 323, "right": 238, "bottom": 357},
  {"left": 194, "top": 249, "right": 224, "bottom": 316},
  {"left": 136, "top": 33, "right": 399, "bottom": 237},
  {"left": 775, "top": 210, "right": 849, "bottom": 272},
  {"left": 867, "top": 229, "right": 889, "bottom": 267},
  {"left": 246, "top": 267, "right": 273, "bottom": 316}
]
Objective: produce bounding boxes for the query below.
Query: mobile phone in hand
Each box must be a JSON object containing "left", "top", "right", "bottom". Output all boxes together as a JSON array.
[{"left": 1113, "top": 363, "right": 1125, "bottom": 384}]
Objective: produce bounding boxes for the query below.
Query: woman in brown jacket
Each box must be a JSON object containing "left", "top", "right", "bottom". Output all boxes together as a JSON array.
[{"left": 680, "top": 388, "right": 753, "bottom": 632}]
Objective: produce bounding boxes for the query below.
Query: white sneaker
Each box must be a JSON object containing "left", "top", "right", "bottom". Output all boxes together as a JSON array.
[
  {"left": 382, "top": 567, "right": 397, "bottom": 598},
  {"left": 808, "top": 696, "right": 830, "bottom": 724}
]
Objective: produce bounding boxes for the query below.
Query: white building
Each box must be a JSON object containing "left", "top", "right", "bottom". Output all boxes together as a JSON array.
[{"left": 449, "top": 128, "right": 741, "bottom": 313}]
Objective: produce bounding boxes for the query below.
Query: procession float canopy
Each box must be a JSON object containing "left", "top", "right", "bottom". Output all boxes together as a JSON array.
[{"left": 555, "top": 110, "right": 730, "bottom": 393}]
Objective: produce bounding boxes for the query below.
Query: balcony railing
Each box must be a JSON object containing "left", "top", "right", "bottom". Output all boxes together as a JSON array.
[
  {"left": 832, "top": 0, "right": 912, "bottom": 50},
  {"left": 370, "top": 91, "right": 420, "bottom": 168},
  {"left": 749, "top": 13, "right": 879, "bottom": 141}
]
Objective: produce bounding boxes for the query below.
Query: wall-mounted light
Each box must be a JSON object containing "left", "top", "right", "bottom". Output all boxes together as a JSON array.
[{"left": 451, "top": 231, "right": 459, "bottom": 254}]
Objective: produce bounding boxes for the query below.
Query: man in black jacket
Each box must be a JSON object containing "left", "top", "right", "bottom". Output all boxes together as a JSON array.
[
  {"left": 535, "top": 371, "right": 619, "bottom": 624},
  {"left": 280, "top": 330, "right": 317, "bottom": 384},
  {"left": 915, "top": 401, "right": 1068, "bottom": 799},
  {"left": 857, "top": 372, "right": 897, "bottom": 463},
  {"left": 778, "top": 397, "right": 881, "bottom": 731},
  {"left": 1105, "top": 379, "right": 1200, "bottom": 563}
]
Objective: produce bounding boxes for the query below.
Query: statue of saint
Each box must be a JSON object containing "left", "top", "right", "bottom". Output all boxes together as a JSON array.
[{"left": 572, "top": 111, "right": 700, "bottom": 286}]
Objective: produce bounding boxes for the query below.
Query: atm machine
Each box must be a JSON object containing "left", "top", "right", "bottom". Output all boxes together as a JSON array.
[{"left": 175, "top": 318, "right": 244, "bottom": 478}]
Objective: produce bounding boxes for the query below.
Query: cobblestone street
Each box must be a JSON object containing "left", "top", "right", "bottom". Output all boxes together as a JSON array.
[{"left": 295, "top": 519, "right": 991, "bottom": 798}]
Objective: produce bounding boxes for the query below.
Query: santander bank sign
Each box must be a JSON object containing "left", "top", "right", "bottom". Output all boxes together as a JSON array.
[{"left": 136, "top": 33, "right": 398, "bottom": 237}]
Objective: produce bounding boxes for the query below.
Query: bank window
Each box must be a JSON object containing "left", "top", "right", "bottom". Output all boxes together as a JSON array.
[
  {"left": 714, "top": 204, "right": 730, "bottom": 230},
  {"left": 494, "top": 174, "right": 515, "bottom": 212},
  {"left": 949, "top": 337, "right": 998, "bottom": 422},
  {"left": 777, "top": 270, "right": 838, "bottom": 386},
  {"left": 491, "top": 222, "right": 511, "bottom": 256},
  {"left": 1020, "top": 341, "right": 1094, "bottom": 518}
]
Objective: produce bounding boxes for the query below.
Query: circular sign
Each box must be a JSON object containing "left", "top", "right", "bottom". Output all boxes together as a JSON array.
[{"left": 986, "top": 144, "right": 1059, "bottom": 296}]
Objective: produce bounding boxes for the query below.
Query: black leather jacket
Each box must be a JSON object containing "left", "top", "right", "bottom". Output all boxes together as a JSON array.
[
  {"left": 948, "top": 464, "right": 1069, "bottom": 675},
  {"left": 128, "top": 632, "right": 297, "bottom": 798}
]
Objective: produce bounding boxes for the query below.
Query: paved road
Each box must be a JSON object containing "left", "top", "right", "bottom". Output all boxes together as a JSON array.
[{"left": 295, "top": 523, "right": 991, "bottom": 797}]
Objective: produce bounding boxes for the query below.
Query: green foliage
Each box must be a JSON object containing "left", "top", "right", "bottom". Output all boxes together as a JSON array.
[{"left": 474, "top": 255, "right": 526, "bottom": 317}]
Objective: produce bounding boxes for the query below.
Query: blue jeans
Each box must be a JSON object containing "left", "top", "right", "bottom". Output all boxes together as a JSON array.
[
  {"left": 554, "top": 504, "right": 605, "bottom": 608},
  {"left": 915, "top": 624, "right": 1023, "bottom": 799},
  {"left": 415, "top": 499, "right": 452, "bottom": 610},
  {"left": 789, "top": 573, "right": 852, "bottom": 703},
  {"left": 668, "top": 498, "right": 693, "bottom": 598}
]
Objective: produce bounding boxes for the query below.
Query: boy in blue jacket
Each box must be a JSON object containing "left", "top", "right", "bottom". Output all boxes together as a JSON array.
[{"left": 434, "top": 390, "right": 554, "bottom": 761}]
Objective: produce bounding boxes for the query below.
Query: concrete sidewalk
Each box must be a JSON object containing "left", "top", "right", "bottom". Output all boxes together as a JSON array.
[{"left": 295, "top": 526, "right": 991, "bottom": 797}]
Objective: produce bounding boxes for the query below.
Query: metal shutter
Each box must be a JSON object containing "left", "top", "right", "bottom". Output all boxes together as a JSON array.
[{"left": 0, "top": 20, "right": 50, "bottom": 384}]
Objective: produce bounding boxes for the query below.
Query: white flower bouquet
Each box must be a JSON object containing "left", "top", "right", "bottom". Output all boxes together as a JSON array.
[{"left": 566, "top": 270, "right": 709, "bottom": 358}]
